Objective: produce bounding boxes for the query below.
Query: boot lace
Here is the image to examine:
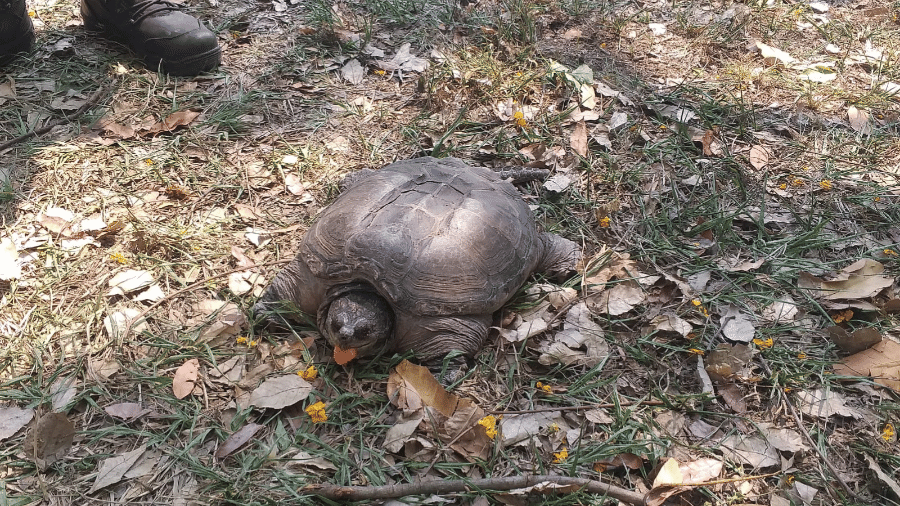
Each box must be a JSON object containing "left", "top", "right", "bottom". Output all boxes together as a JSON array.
[{"left": 115, "top": 0, "right": 183, "bottom": 24}]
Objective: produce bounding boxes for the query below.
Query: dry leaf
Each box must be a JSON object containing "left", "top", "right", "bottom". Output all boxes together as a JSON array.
[
  {"left": 847, "top": 106, "right": 872, "bottom": 135},
  {"left": 144, "top": 109, "right": 201, "bottom": 135},
  {"left": 749, "top": 145, "right": 769, "bottom": 169},
  {"left": 173, "top": 358, "right": 200, "bottom": 399},
  {"left": 104, "top": 402, "right": 150, "bottom": 421},
  {"left": 248, "top": 374, "right": 312, "bottom": 409},
  {"left": 107, "top": 269, "right": 154, "bottom": 296},
  {"left": 49, "top": 376, "right": 78, "bottom": 412},
  {"left": 387, "top": 360, "right": 458, "bottom": 416},
  {"left": 833, "top": 339, "right": 900, "bottom": 391},
  {"left": 383, "top": 410, "right": 424, "bottom": 453},
  {"left": 23, "top": 412, "right": 75, "bottom": 470},
  {"left": 755, "top": 41, "right": 796, "bottom": 65},
  {"left": 719, "top": 305, "right": 755, "bottom": 342},
  {"left": 826, "top": 326, "right": 882, "bottom": 354},
  {"left": 652, "top": 457, "right": 683, "bottom": 487},
  {"left": 795, "top": 388, "right": 862, "bottom": 418},
  {"left": 89, "top": 446, "right": 146, "bottom": 493},
  {"left": 0, "top": 406, "right": 34, "bottom": 441},
  {"left": 103, "top": 308, "right": 148, "bottom": 339},
  {"left": 570, "top": 120, "right": 588, "bottom": 157},
  {"left": 341, "top": 58, "right": 365, "bottom": 84},
  {"left": 719, "top": 434, "right": 780, "bottom": 468},
  {"left": 215, "top": 423, "right": 264, "bottom": 458},
  {"left": 0, "top": 237, "right": 22, "bottom": 280}
]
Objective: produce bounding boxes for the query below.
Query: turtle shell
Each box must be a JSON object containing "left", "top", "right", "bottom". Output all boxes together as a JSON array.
[{"left": 299, "top": 157, "right": 543, "bottom": 316}]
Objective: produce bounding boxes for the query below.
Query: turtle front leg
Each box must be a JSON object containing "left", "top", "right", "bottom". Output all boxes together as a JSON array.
[{"left": 394, "top": 313, "right": 492, "bottom": 387}]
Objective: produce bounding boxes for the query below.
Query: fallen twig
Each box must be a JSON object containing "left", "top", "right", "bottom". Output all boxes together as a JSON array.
[
  {"left": 0, "top": 84, "right": 112, "bottom": 152},
  {"left": 302, "top": 474, "right": 647, "bottom": 504}
]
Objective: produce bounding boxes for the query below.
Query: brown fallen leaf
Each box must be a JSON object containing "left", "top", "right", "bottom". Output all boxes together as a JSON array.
[
  {"left": 215, "top": 423, "right": 265, "bottom": 458},
  {"left": 143, "top": 109, "right": 201, "bottom": 135},
  {"left": 749, "top": 145, "right": 769, "bottom": 169},
  {"left": 570, "top": 120, "right": 588, "bottom": 157},
  {"left": 23, "top": 412, "right": 75, "bottom": 470},
  {"left": 387, "top": 360, "right": 458, "bottom": 416},
  {"left": 833, "top": 339, "right": 900, "bottom": 392},
  {"left": 826, "top": 326, "right": 882, "bottom": 354},
  {"left": 173, "top": 358, "right": 200, "bottom": 399}
]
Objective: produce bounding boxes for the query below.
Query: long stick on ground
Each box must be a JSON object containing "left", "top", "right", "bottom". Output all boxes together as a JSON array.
[
  {"left": 0, "top": 83, "right": 112, "bottom": 152},
  {"left": 302, "top": 475, "right": 647, "bottom": 504}
]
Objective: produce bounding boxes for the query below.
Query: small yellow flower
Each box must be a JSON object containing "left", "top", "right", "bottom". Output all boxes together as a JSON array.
[
  {"left": 249, "top": 340, "right": 258, "bottom": 347},
  {"left": 832, "top": 309, "right": 853, "bottom": 323},
  {"left": 553, "top": 447, "right": 568, "bottom": 463},
  {"left": 752, "top": 337, "right": 774, "bottom": 349},
  {"left": 882, "top": 423, "right": 896, "bottom": 442},
  {"left": 536, "top": 381, "right": 552, "bottom": 393},
  {"left": 478, "top": 415, "right": 498, "bottom": 439},
  {"left": 305, "top": 401, "right": 328, "bottom": 423},
  {"left": 299, "top": 365, "right": 318, "bottom": 380},
  {"left": 786, "top": 474, "right": 795, "bottom": 485},
  {"left": 659, "top": 124, "right": 667, "bottom": 130},
  {"left": 513, "top": 111, "right": 524, "bottom": 120},
  {"left": 797, "top": 352, "right": 807, "bottom": 360},
  {"left": 779, "top": 183, "right": 787, "bottom": 190},
  {"left": 691, "top": 299, "right": 702, "bottom": 306},
  {"left": 819, "top": 180, "right": 832, "bottom": 190},
  {"left": 236, "top": 336, "right": 248, "bottom": 344},
  {"left": 884, "top": 249, "right": 898, "bottom": 257},
  {"left": 374, "top": 69, "right": 386, "bottom": 76},
  {"left": 599, "top": 216, "right": 611, "bottom": 228},
  {"left": 109, "top": 252, "right": 128, "bottom": 265},
  {"left": 875, "top": 197, "right": 881, "bottom": 202},
  {"left": 145, "top": 158, "right": 154, "bottom": 165},
  {"left": 28, "top": 9, "right": 36, "bottom": 17},
  {"left": 688, "top": 348, "right": 704, "bottom": 355},
  {"left": 548, "top": 423, "right": 560, "bottom": 433},
  {"left": 792, "top": 178, "right": 804, "bottom": 187}
]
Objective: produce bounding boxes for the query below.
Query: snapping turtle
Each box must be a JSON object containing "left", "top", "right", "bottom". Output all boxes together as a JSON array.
[{"left": 254, "top": 157, "right": 579, "bottom": 374}]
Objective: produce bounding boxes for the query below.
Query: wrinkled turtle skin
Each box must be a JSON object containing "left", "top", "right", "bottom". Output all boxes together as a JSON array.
[{"left": 254, "top": 156, "right": 580, "bottom": 370}]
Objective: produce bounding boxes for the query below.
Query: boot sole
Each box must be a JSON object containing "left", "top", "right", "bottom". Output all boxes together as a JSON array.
[{"left": 81, "top": 5, "right": 220, "bottom": 76}]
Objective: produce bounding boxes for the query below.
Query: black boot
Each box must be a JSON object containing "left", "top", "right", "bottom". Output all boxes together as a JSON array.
[
  {"left": 0, "top": 0, "right": 35, "bottom": 67},
  {"left": 80, "top": 0, "right": 220, "bottom": 76}
]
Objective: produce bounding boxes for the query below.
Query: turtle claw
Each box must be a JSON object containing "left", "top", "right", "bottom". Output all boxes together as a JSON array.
[{"left": 426, "top": 354, "right": 469, "bottom": 388}]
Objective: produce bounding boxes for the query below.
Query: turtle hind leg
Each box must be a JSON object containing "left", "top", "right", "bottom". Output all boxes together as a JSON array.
[{"left": 537, "top": 233, "right": 581, "bottom": 281}]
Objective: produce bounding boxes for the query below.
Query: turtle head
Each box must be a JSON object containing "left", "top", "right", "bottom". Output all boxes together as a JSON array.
[{"left": 323, "top": 290, "right": 393, "bottom": 357}]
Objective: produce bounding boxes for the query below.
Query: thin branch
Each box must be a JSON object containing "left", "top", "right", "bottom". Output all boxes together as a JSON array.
[
  {"left": 302, "top": 474, "right": 647, "bottom": 504},
  {"left": 0, "top": 84, "right": 112, "bottom": 152}
]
